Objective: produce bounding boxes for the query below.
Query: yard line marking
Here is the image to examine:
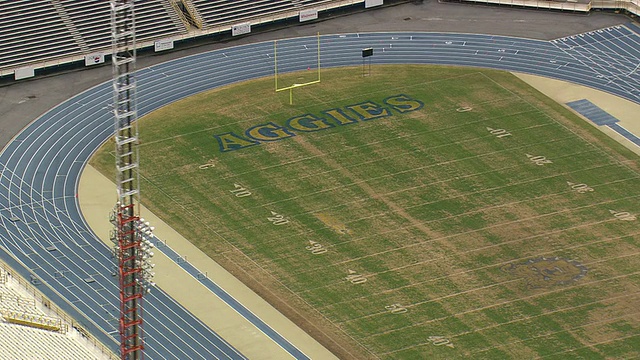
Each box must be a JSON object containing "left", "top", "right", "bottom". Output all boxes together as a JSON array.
[
  {"left": 216, "top": 104, "right": 543, "bottom": 181},
  {"left": 209, "top": 137, "right": 593, "bottom": 239},
  {"left": 479, "top": 72, "right": 640, "bottom": 178},
  {"left": 390, "top": 303, "right": 640, "bottom": 356},
  {"left": 294, "top": 198, "right": 636, "bottom": 282},
  {"left": 538, "top": 334, "right": 640, "bottom": 359},
  {"left": 340, "top": 251, "right": 639, "bottom": 326},
  {"left": 469, "top": 310, "right": 640, "bottom": 356},
  {"left": 214, "top": 150, "right": 619, "bottom": 241},
  {"left": 251, "top": 132, "right": 573, "bottom": 209},
  {"left": 140, "top": 72, "right": 502, "bottom": 147},
  {"left": 297, "top": 194, "right": 640, "bottom": 293},
  {"left": 362, "top": 269, "right": 640, "bottom": 340},
  {"left": 314, "top": 231, "right": 640, "bottom": 310},
  {"left": 327, "top": 176, "right": 637, "bottom": 264},
  {"left": 215, "top": 151, "right": 630, "bottom": 250}
]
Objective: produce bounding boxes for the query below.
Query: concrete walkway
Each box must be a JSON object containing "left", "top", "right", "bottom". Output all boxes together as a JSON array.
[
  {"left": 515, "top": 73, "right": 640, "bottom": 157},
  {"left": 78, "top": 166, "right": 338, "bottom": 360}
]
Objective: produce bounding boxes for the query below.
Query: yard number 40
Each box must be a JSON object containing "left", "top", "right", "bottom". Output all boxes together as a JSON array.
[
  {"left": 526, "top": 154, "right": 552, "bottom": 166},
  {"left": 428, "top": 336, "right": 454, "bottom": 348}
]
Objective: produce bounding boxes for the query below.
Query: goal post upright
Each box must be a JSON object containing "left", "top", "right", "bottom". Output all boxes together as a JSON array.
[{"left": 274, "top": 32, "right": 321, "bottom": 105}]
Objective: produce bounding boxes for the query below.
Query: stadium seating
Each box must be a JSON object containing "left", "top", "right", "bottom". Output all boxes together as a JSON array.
[
  {"left": 0, "top": 0, "right": 187, "bottom": 76},
  {"left": 0, "top": 0, "right": 82, "bottom": 71},
  {"left": 191, "top": 0, "right": 294, "bottom": 28},
  {"left": 58, "top": 0, "right": 187, "bottom": 50},
  {"left": 0, "top": 268, "right": 109, "bottom": 359},
  {"left": 0, "top": 287, "right": 39, "bottom": 315},
  {"left": 190, "top": 0, "right": 339, "bottom": 28},
  {"left": 0, "top": 323, "right": 101, "bottom": 360},
  {"left": 0, "top": 0, "right": 361, "bottom": 77}
]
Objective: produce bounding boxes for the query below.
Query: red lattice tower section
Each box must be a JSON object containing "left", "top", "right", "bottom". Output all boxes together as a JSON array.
[
  {"left": 110, "top": 1, "right": 154, "bottom": 359},
  {"left": 115, "top": 203, "right": 144, "bottom": 359}
]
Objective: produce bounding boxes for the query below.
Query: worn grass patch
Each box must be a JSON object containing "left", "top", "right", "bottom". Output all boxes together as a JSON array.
[{"left": 91, "top": 65, "right": 640, "bottom": 359}]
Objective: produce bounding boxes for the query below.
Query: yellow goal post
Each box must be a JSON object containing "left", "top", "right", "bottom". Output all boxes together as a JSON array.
[{"left": 274, "top": 32, "right": 321, "bottom": 105}]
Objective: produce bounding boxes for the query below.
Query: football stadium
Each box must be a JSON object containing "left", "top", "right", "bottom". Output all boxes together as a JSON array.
[{"left": 0, "top": 1, "right": 639, "bottom": 359}]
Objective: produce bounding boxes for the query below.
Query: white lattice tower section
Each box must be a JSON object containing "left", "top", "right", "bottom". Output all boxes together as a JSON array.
[{"left": 110, "top": 1, "right": 144, "bottom": 359}]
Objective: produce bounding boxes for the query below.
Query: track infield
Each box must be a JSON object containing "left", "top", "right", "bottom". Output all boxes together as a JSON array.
[{"left": 91, "top": 65, "right": 640, "bottom": 360}]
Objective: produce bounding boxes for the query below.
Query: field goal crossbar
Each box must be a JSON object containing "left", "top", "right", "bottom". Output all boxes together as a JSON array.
[{"left": 274, "top": 32, "right": 321, "bottom": 105}]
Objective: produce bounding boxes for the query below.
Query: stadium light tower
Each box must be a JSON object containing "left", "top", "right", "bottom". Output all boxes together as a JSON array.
[{"left": 110, "top": 1, "right": 154, "bottom": 359}]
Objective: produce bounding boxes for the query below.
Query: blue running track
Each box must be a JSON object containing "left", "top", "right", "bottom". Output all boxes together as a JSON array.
[{"left": 1, "top": 25, "right": 639, "bottom": 359}]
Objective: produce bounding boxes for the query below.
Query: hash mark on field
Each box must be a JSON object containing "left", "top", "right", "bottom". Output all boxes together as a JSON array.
[
  {"left": 362, "top": 269, "right": 640, "bottom": 340},
  {"left": 341, "top": 278, "right": 523, "bottom": 324},
  {"left": 236, "top": 164, "right": 634, "bottom": 260},
  {"left": 386, "top": 303, "right": 640, "bottom": 356},
  {"left": 142, "top": 72, "right": 500, "bottom": 147},
  {"left": 468, "top": 309, "right": 640, "bottom": 357},
  {"left": 250, "top": 120, "right": 555, "bottom": 186},
  {"left": 218, "top": 104, "right": 549, "bottom": 181},
  {"left": 538, "top": 334, "right": 640, "bottom": 359},
  {"left": 314, "top": 231, "right": 639, "bottom": 310},
  {"left": 362, "top": 187, "right": 639, "bottom": 257},
  {"left": 253, "top": 160, "right": 629, "bottom": 250},
  {"left": 279, "top": 173, "right": 632, "bottom": 262},
  {"left": 255, "top": 135, "right": 579, "bottom": 209},
  {"left": 212, "top": 142, "right": 602, "bottom": 238},
  {"left": 290, "top": 132, "right": 443, "bottom": 241},
  {"left": 340, "top": 251, "right": 639, "bottom": 326},
  {"left": 299, "top": 199, "right": 640, "bottom": 295},
  {"left": 479, "top": 72, "right": 640, "bottom": 178}
]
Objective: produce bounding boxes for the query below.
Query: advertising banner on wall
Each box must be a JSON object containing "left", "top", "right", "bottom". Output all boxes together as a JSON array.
[
  {"left": 84, "top": 54, "right": 105, "bottom": 66},
  {"left": 365, "top": 0, "right": 384, "bottom": 8},
  {"left": 232, "top": 22, "right": 251, "bottom": 36},
  {"left": 299, "top": 9, "right": 318, "bottom": 22},
  {"left": 154, "top": 39, "right": 175, "bottom": 52}
]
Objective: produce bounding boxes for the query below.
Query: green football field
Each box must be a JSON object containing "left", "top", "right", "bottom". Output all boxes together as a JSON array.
[{"left": 92, "top": 65, "right": 640, "bottom": 359}]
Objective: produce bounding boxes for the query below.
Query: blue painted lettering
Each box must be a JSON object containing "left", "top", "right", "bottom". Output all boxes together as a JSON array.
[
  {"left": 214, "top": 132, "right": 259, "bottom": 152},
  {"left": 345, "top": 101, "right": 391, "bottom": 121},
  {"left": 286, "top": 114, "right": 335, "bottom": 132},
  {"left": 213, "top": 94, "right": 423, "bottom": 153},
  {"left": 323, "top": 108, "right": 358, "bottom": 126},
  {"left": 246, "top": 122, "right": 295, "bottom": 142},
  {"left": 384, "top": 94, "right": 424, "bottom": 113}
]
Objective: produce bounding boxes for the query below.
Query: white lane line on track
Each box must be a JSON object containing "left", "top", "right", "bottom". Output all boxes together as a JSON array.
[{"left": 2, "top": 31, "right": 639, "bottom": 360}]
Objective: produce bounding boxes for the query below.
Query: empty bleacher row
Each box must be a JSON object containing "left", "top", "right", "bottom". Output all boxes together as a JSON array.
[
  {"left": 190, "top": 0, "right": 340, "bottom": 28},
  {"left": 0, "top": 323, "right": 102, "bottom": 360},
  {"left": 1, "top": 0, "right": 83, "bottom": 74},
  {"left": 1, "top": 0, "right": 369, "bottom": 78},
  {"left": 0, "top": 286, "right": 39, "bottom": 314},
  {"left": 58, "top": 0, "right": 187, "bottom": 51},
  {"left": 0, "top": 0, "right": 187, "bottom": 76},
  {"left": 0, "top": 267, "right": 110, "bottom": 359},
  {"left": 0, "top": 269, "right": 61, "bottom": 331}
]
